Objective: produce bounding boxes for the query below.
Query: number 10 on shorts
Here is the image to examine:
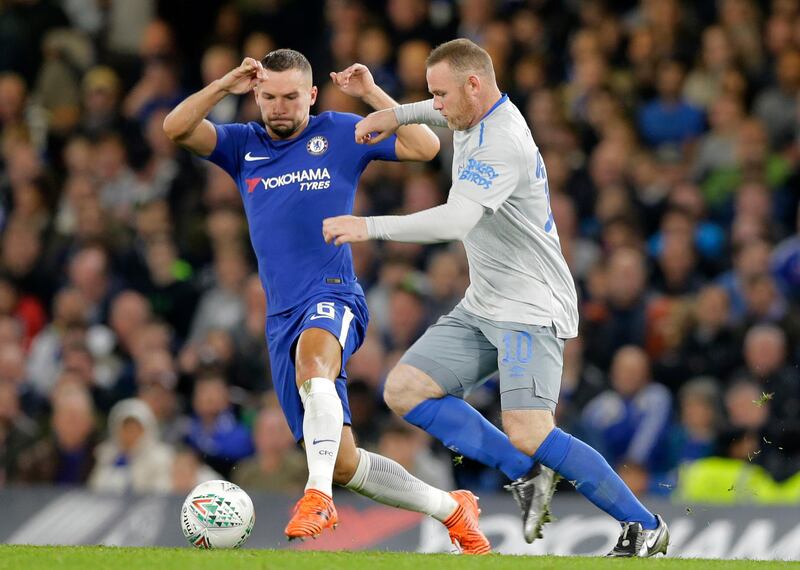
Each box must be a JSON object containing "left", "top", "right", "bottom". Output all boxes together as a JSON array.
[{"left": 501, "top": 332, "right": 532, "bottom": 364}]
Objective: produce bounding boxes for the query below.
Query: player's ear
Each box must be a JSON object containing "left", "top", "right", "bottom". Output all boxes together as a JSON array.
[
  {"left": 466, "top": 74, "right": 481, "bottom": 95},
  {"left": 309, "top": 85, "right": 318, "bottom": 106}
]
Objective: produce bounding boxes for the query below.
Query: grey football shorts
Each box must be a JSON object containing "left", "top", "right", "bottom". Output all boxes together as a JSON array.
[{"left": 399, "top": 305, "right": 565, "bottom": 412}]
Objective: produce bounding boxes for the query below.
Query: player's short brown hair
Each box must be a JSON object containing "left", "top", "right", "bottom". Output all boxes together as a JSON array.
[
  {"left": 426, "top": 39, "right": 495, "bottom": 81},
  {"left": 260, "top": 49, "right": 312, "bottom": 78}
]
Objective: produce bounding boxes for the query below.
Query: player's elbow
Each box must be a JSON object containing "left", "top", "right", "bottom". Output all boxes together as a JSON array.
[
  {"left": 435, "top": 222, "right": 471, "bottom": 242},
  {"left": 399, "top": 133, "right": 440, "bottom": 162},
  {"left": 449, "top": 224, "right": 472, "bottom": 241},
  {"left": 421, "top": 134, "right": 440, "bottom": 160},
  {"left": 162, "top": 112, "right": 186, "bottom": 142}
]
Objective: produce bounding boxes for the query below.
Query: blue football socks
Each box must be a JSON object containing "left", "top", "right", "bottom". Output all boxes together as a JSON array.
[
  {"left": 533, "top": 428, "right": 658, "bottom": 530},
  {"left": 405, "top": 397, "right": 658, "bottom": 530},
  {"left": 403, "top": 396, "right": 534, "bottom": 480}
]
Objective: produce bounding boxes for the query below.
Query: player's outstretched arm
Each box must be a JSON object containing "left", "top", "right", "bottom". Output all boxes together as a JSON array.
[
  {"left": 163, "top": 57, "right": 267, "bottom": 156},
  {"left": 323, "top": 193, "right": 484, "bottom": 245},
  {"left": 331, "top": 63, "right": 439, "bottom": 162}
]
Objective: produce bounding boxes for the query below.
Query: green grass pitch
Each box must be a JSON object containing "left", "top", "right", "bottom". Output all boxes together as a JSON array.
[{"left": 1, "top": 546, "right": 799, "bottom": 570}]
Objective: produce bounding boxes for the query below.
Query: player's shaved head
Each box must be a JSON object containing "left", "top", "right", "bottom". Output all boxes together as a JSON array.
[
  {"left": 261, "top": 49, "right": 312, "bottom": 82},
  {"left": 426, "top": 38, "right": 495, "bottom": 82}
]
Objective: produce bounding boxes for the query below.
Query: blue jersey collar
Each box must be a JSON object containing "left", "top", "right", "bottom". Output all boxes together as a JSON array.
[{"left": 480, "top": 93, "right": 508, "bottom": 122}]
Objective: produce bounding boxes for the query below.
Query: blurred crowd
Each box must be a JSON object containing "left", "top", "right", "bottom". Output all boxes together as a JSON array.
[{"left": 0, "top": 0, "right": 799, "bottom": 504}]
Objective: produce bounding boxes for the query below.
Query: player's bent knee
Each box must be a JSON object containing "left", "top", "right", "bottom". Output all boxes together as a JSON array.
[
  {"left": 504, "top": 410, "right": 555, "bottom": 456},
  {"left": 294, "top": 329, "right": 342, "bottom": 386},
  {"left": 383, "top": 367, "right": 411, "bottom": 415},
  {"left": 295, "top": 356, "right": 338, "bottom": 388},
  {"left": 383, "top": 364, "right": 440, "bottom": 416},
  {"left": 507, "top": 431, "right": 544, "bottom": 456}
]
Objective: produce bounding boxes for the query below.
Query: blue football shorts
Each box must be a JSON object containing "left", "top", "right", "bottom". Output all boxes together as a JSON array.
[{"left": 266, "top": 292, "right": 368, "bottom": 442}]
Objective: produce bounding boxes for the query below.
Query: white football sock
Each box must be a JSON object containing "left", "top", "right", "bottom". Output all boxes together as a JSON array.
[
  {"left": 344, "top": 448, "right": 458, "bottom": 522},
  {"left": 300, "top": 377, "right": 343, "bottom": 497}
]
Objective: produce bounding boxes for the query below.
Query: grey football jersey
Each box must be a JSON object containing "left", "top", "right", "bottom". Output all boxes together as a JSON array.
[{"left": 449, "top": 96, "right": 579, "bottom": 338}]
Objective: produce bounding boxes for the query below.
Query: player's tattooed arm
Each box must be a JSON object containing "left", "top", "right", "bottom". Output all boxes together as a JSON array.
[
  {"left": 331, "top": 63, "right": 439, "bottom": 161},
  {"left": 163, "top": 57, "right": 267, "bottom": 156}
]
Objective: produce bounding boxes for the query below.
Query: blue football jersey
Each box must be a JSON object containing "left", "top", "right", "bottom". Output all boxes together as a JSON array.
[{"left": 205, "top": 112, "right": 398, "bottom": 314}]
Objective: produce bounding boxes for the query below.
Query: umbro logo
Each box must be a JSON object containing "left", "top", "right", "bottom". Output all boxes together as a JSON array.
[{"left": 244, "top": 152, "right": 270, "bottom": 161}]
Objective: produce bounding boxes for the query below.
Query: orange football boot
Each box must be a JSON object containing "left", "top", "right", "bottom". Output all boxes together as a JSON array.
[
  {"left": 284, "top": 489, "right": 339, "bottom": 540},
  {"left": 443, "top": 490, "right": 492, "bottom": 555}
]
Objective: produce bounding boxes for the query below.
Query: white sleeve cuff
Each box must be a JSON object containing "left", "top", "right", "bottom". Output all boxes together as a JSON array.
[{"left": 393, "top": 99, "right": 449, "bottom": 128}]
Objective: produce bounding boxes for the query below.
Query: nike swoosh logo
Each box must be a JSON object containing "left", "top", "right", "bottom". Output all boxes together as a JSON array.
[
  {"left": 244, "top": 152, "right": 270, "bottom": 161},
  {"left": 312, "top": 438, "right": 336, "bottom": 445},
  {"left": 644, "top": 529, "right": 661, "bottom": 550}
]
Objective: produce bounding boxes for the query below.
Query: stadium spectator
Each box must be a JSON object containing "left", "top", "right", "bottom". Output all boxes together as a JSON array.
[
  {"left": 123, "top": 56, "right": 184, "bottom": 127},
  {"left": 557, "top": 337, "right": 605, "bottom": 432},
  {"left": 135, "top": 349, "right": 184, "bottom": 445},
  {"left": 232, "top": 404, "right": 306, "bottom": 494},
  {"left": 201, "top": 45, "right": 241, "bottom": 124},
  {"left": 138, "top": 233, "right": 198, "bottom": 340},
  {"left": 692, "top": 93, "right": 744, "bottom": 183},
  {"left": 659, "top": 285, "right": 739, "bottom": 391},
  {"left": 581, "top": 346, "right": 672, "bottom": 491},
  {"left": 683, "top": 26, "right": 737, "bottom": 109},
  {"left": 638, "top": 59, "right": 705, "bottom": 150},
  {"left": 185, "top": 373, "right": 254, "bottom": 478},
  {"left": 187, "top": 247, "right": 249, "bottom": 343},
  {"left": 171, "top": 447, "right": 221, "bottom": 494},
  {"left": 26, "top": 288, "right": 87, "bottom": 397},
  {"left": 735, "top": 325, "right": 800, "bottom": 479},
  {"left": 383, "top": 285, "right": 429, "bottom": 352},
  {"left": 717, "top": 239, "right": 773, "bottom": 319},
  {"left": 0, "top": 275, "right": 45, "bottom": 348},
  {"left": 669, "top": 377, "right": 722, "bottom": 466},
  {"left": 0, "top": 218, "right": 51, "bottom": 306},
  {"left": 230, "top": 274, "right": 271, "bottom": 394},
  {"left": 89, "top": 397, "right": 174, "bottom": 494},
  {"left": 14, "top": 385, "right": 98, "bottom": 485},
  {"left": 0, "top": 72, "right": 48, "bottom": 152},
  {"left": 753, "top": 49, "right": 800, "bottom": 150},
  {"left": 66, "top": 244, "right": 117, "bottom": 326},
  {"left": 0, "top": 380, "right": 38, "bottom": 485},
  {"left": 345, "top": 334, "right": 388, "bottom": 392},
  {"left": 583, "top": 248, "right": 651, "bottom": 369}
]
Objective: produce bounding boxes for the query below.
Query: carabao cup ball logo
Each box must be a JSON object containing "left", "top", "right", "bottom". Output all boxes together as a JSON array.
[{"left": 307, "top": 135, "right": 328, "bottom": 155}]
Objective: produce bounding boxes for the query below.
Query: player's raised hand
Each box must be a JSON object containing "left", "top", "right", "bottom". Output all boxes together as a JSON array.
[
  {"left": 329, "top": 63, "right": 376, "bottom": 99},
  {"left": 217, "top": 58, "right": 268, "bottom": 95},
  {"left": 322, "top": 215, "right": 369, "bottom": 246},
  {"left": 354, "top": 108, "right": 399, "bottom": 145}
]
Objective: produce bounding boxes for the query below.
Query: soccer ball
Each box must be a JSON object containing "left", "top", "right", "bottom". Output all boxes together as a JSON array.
[{"left": 181, "top": 480, "right": 255, "bottom": 549}]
